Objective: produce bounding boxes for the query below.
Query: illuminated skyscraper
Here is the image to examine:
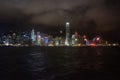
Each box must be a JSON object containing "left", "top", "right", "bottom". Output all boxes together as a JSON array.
[
  {"left": 65, "top": 22, "right": 70, "bottom": 46},
  {"left": 71, "top": 34, "right": 75, "bottom": 45},
  {"left": 31, "top": 29, "right": 36, "bottom": 44},
  {"left": 45, "top": 37, "right": 49, "bottom": 46},
  {"left": 75, "top": 32, "right": 78, "bottom": 38},
  {"left": 36, "top": 32, "right": 41, "bottom": 46}
]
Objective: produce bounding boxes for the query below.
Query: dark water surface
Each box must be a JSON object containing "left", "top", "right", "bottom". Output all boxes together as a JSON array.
[{"left": 0, "top": 46, "right": 120, "bottom": 80}]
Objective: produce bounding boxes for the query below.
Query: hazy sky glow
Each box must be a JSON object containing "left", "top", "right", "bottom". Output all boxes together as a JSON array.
[{"left": 0, "top": 0, "right": 120, "bottom": 40}]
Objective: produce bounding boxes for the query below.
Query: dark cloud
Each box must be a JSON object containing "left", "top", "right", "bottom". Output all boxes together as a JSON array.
[{"left": 0, "top": 0, "right": 120, "bottom": 34}]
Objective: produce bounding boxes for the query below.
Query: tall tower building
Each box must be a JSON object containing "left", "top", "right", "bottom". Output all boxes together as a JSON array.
[
  {"left": 31, "top": 29, "right": 36, "bottom": 44},
  {"left": 65, "top": 22, "right": 70, "bottom": 46}
]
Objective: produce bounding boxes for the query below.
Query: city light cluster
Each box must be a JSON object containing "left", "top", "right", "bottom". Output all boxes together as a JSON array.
[
  {"left": 0, "top": 29, "right": 118, "bottom": 47},
  {"left": 0, "top": 22, "right": 119, "bottom": 47}
]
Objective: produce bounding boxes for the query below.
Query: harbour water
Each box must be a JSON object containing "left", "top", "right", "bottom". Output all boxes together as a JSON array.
[{"left": 0, "top": 46, "right": 120, "bottom": 80}]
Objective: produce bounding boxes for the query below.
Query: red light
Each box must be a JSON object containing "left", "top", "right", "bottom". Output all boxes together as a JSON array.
[
  {"left": 83, "top": 35, "right": 86, "bottom": 39},
  {"left": 90, "top": 43, "right": 96, "bottom": 47},
  {"left": 75, "top": 32, "right": 78, "bottom": 37},
  {"left": 96, "top": 37, "right": 100, "bottom": 41}
]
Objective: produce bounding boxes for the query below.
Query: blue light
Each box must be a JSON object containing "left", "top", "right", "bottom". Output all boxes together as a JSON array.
[
  {"left": 45, "top": 37, "right": 49, "bottom": 44},
  {"left": 23, "top": 34, "right": 26, "bottom": 38}
]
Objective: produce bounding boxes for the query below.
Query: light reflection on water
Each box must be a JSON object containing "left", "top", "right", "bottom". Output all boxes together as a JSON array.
[{"left": 0, "top": 46, "right": 120, "bottom": 80}]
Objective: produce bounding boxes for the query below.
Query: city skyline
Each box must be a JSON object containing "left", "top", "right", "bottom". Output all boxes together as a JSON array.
[
  {"left": 0, "top": 0, "right": 120, "bottom": 42},
  {"left": 0, "top": 24, "right": 119, "bottom": 47}
]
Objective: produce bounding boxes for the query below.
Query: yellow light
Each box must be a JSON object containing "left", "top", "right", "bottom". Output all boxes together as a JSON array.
[{"left": 75, "top": 38, "right": 78, "bottom": 41}]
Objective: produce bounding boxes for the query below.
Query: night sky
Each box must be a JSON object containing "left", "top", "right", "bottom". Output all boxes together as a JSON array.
[{"left": 0, "top": 0, "right": 120, "bottom": 42}]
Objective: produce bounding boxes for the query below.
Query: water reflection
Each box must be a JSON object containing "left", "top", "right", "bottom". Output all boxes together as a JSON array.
[{"left": 0, "top": 46, "right": 120, "bottom": 80}]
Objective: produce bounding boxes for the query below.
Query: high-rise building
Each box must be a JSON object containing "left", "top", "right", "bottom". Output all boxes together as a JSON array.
[
  {"left": 55, "top": 37, "right": 59, "bottom": 46},
  {"left": 31, "top": 29, "right": 36, "bottom": 44},
  {"left": 36, "top": 32, "right": 41, "bottom": 46},
  {"left": 75, "top": 32, "right": 78, "bottom": 38},
  {"left": 65, "top": 22, "right": 70, "bottom": 46},
  {"left": 45, "top": 37, "right": 49, "bottom": 46},
  {"left": 71, "top": 34, "right": 75, "bottom": 45}
]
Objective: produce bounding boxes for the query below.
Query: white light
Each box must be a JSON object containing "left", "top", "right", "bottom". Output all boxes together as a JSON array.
[
  {"left": 66, "top": 22, "right": 70, "bottom": 25},
  {"left": 113, "top": 44, "right": 117, "bottom": 46},
  {"left": 5, "top": 43, "right": 9, "bottom": 46},
  {"left": 84, "top": 39, "right": 87, "bottom": 41},
  {"left": 75, "top": 38, "right": 78, "bottom": 41},
  {"left": 38, "top": 35, "right": 41, "bottom": 38}
]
